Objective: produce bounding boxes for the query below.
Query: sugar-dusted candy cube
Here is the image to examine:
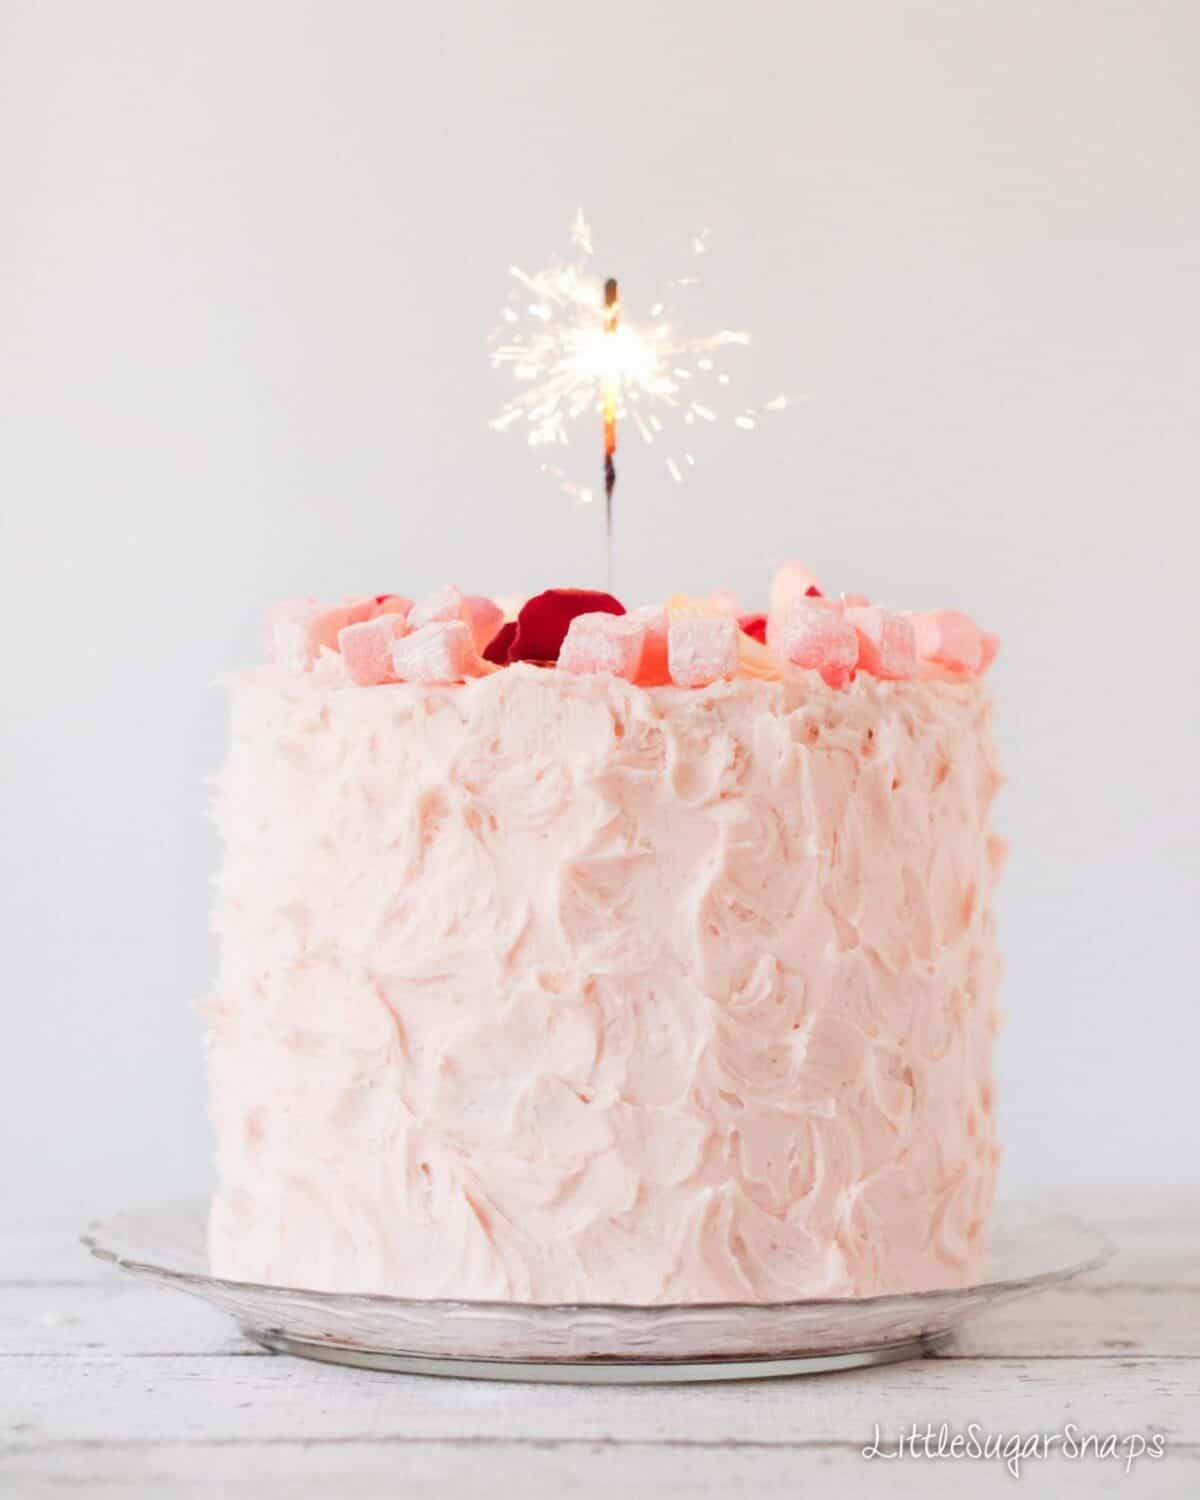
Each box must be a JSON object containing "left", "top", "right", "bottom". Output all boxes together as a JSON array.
[
  {"left": 310, "top": 598, "right": 377, "bottom": 658},
  {"left": 844, "top": 605, "right": 916, "bottom": 680},
  {"left": 339, "top": 614, "right": 404, "bottom": 686},
  {"left": 267, "top": 597, "right": 321, "bottom": 671},
  {"left": 509, "top": 589, "right": 623, "bottom": 663},
  {"left": 909, "top": 610, "right": 983, "bottom": 674},
  {"left": 768, "top": 599, "right": 859, "bottom": 688},
  {"left": 630, "top": 604, "right": 670, "bottom": 684},
  {"left": 407, "top": 584, "right": 466, "bottom": 630},
  {"left": 267, "top": 596, "right": 376, "bottom": 670},
  {"left": 559, "top": 612, "right": 646, "bottom": 680},
  {"left": 392, "top": 621, "right": 481, "bottom": 683},
  {"left": 463, "top": 594, "right": 506, "bottom": 653},
  {"left": 667, "top": 615, "right": 739, "bottom": 687},
  {"left": 768, "top": 560, "right": 823, "bottom": 615}
]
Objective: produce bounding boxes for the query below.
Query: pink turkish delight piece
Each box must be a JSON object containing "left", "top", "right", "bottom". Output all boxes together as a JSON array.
[
  {"left": 910, "top": 610, "right": 983, "bottom": 674},
  {"left": 339, "top": 615, "right": 404, "bottom": 686},
  {"left": 407, "top": 584, "right": 466, "bottom": 630},
  {"left": 768, "top": 599, "right": 859, "bottom": 688},
  {"left": 463, "top": 594, "right": 506, "bottom": 653},
  {"left": 768, "top": 561, "right": 824, "bottom": 614},
  {"left": 630, "top": 604, "right": 670, "bottom": 684},
  {"left": 267, "top": 596, "right": 376, "bottom": 670},
  {"left": 391, "top": 620, "right": 481, "bottom": 683},
  {"left": 267, "top": 597, "right": 322, "bottom": 671},
  {"left": 667, "top": 615, "right": 740, "bottom": 688},
  {"left": 309, "top": 597, "right": 376, "bottom": 658},
  {"left": 559, "top": 612, "right": 646, "bottom": 680},
  {"left": 840, "top": 593, "right": 871, "bottom": 609},
  {"left": 844, "top": 605, "right": 916, "bottom": 680}
]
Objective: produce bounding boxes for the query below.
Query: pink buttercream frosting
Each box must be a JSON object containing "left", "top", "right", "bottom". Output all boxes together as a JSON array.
[{"left": 206, "top": 659, "right": 1003, "bottom": 1303}]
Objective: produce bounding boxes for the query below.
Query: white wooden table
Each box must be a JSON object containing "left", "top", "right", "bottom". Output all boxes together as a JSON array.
[{"left": 1, "top": 1196, "right": 1195, "bottom": 1498}]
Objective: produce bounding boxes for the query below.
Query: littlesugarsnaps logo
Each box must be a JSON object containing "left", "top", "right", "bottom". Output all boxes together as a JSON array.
[{"left": 862, "top": 1422, "right": 1167, "bottom": 1479}]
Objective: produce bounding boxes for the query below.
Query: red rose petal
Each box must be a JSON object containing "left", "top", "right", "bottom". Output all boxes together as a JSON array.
[
  {"left": 738, "top": 612, "right": 768, "bottom": 644},
  {"left": 805, "top": 584, "right": 823, "bottom": 598},
  {"left": 482, "top": 619, "right": 518, "bottom": 665},
  {"left": 508, "top": 589, "right": 625, "bottom": 664}
]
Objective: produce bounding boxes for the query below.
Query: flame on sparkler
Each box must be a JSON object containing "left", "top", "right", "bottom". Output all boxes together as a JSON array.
[{"left": 489, "top": 210, "right": 791, "bottom": 503}]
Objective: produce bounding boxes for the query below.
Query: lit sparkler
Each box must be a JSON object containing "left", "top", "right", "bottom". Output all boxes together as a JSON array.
[
  {"left": 602, "top": 276, "right": 618, "bottom": 587},
  {"left": 489, "top": 211, "right": 791, "bottom": 582}
]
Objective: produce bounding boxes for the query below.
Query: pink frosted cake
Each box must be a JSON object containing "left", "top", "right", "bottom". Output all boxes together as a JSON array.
[{"left": 206, "top": 566, "right": 1004, "bottom": 1303}]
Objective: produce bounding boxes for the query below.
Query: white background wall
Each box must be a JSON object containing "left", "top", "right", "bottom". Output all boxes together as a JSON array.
[{"left": 2, "top": 0, "right": 1198, "bottom": 1219}]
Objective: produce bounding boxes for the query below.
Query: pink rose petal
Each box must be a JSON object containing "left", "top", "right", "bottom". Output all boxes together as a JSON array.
[
  {"left": 979, "top": 631, "right": 1001, "bottom": 673},
  {"left": 463, "top": 595, "right": 506, "bottom": 654},
  {"left": 844, "top": 605, "right": 916, "bottom": 680},
  {"left": 370, "top": 594, "right": 412, "bottom": 622},
  {"left": 559, "top": 613, "right": 645, "bottom": 680},
  {"left": 667, "top": 615, "right": 740, "bottom": 687}
]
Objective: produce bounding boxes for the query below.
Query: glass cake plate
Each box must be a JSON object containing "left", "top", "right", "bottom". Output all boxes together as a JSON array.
[{"left": 82, "top": 1201, "right": 1108, "bottom": 1383}]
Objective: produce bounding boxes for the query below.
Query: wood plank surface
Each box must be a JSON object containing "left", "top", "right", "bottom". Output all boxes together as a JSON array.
[{"left": 1, "top": 1197, "right": 1196, "bottom": 1498}]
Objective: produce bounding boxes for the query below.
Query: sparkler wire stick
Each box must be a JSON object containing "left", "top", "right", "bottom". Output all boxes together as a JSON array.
[{"left": 603, "top": 276, "right": 618, "bottom": 589}]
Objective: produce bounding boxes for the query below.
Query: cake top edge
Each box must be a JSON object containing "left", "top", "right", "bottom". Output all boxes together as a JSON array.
[{"left": 265, "top": 563, "right": 999, "bottom": 693}]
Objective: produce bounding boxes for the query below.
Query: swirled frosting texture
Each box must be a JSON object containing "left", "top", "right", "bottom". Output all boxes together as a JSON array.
[{"left": 207, "top": 662, "right": 1003, "bottom": 1302}]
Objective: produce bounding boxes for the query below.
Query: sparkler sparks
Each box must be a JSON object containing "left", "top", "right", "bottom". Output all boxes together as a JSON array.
[{"left": 489, "top": 212, "right": 791, "bottom": 519}]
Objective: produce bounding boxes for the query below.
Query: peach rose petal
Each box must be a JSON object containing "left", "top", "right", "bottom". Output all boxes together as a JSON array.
[
  {"left": 704, "top": 588, "right": 742, "bottom": 618},
  {"left": 768, "top": 561, "right": 824, "bottom": 615}
]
